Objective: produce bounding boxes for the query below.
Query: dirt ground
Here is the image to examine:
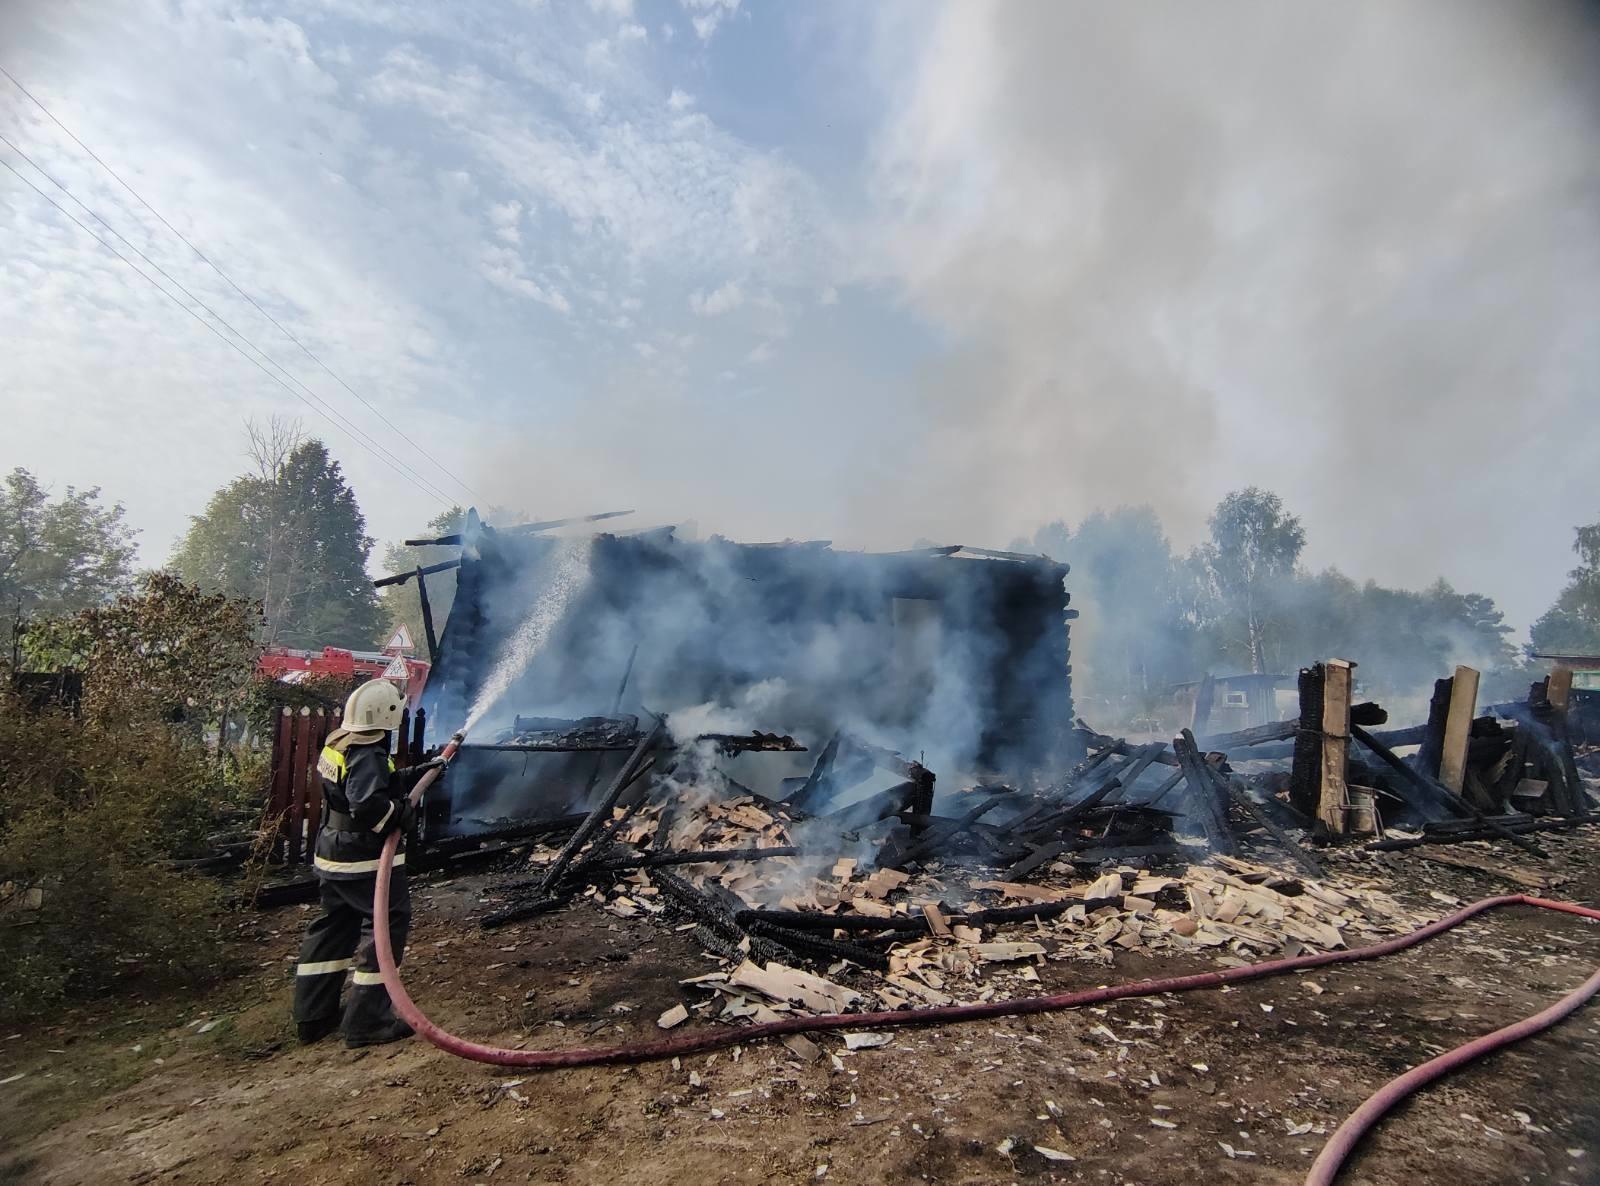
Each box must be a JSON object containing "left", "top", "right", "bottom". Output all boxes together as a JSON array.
[{"left": 6, "top": 834, "right": 1600, "bottom": 1186}]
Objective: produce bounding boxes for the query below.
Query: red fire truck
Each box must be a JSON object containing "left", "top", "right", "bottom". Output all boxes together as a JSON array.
[{"left": 256, "top": 625, "right": 430, "bottom": 707}]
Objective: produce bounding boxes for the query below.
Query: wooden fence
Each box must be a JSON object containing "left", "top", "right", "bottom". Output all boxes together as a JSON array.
[{"left": 266, "top": 703, "right": 428, "bottom": 865}]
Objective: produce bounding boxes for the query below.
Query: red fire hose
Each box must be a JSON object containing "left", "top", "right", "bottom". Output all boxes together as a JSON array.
[{"left": 374, "top": 752, "right": 1600, "bottom": 1184}]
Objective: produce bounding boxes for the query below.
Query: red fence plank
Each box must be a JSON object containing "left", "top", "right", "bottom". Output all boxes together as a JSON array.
[
  {"left": 286, "top": 708, "right": 314, "bottom": 865},
  {"left": 269, "top": 707, "right": 295, "bottom": 861}
]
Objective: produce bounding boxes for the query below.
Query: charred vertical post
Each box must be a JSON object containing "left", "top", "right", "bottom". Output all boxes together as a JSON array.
[
  {"left": 1544, "top": 668, "right": 1585, "bottom": 816},
  {"left": 1289, "top": 665, "right": 1326, "bottom": 819},
  {"left": 396, "top": 706, "right": 411, "bottom": 766},
  {"left": 1416, "top": 676, "right": 1452, "bottom": 780},
  {"left": 411, "top": 707, "right": 426, "bottom": 759},
  {"left": 414, "top": 566, "right": 438, "bottom": 662}
]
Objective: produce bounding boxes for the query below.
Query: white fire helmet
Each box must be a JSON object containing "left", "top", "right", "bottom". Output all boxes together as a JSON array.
[{"left": 343, "top": 679, "right": 406, "bottom": 732}]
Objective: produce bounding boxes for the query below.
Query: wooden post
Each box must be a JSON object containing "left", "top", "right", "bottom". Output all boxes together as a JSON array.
[
  {"left": 1544, "top": 667, "right": 1583, "bottom": 816},
  {"left": 1416, "top": 676, "right": 1452, "bottom": 780},
  {"left": 269, "top": 707, "right": 295, "bottom": 862},
  {"left": 1289, "top": 665, "right": 1326, "bottom": 819},
  {"left": 1438, "top": 665, "right": 1481, "bottom": 794},
  {"left": 286, "top": 707, "right": 314, "bottom": 865},
  {"left": 1318, "top": 659, "right": 1355, "bottom": 836},
  {"left": 415, "top": 566, "right": 438, "bottom": 662},
  {"left": 396, "top": 706, "right": 412, "bottom": 766}
]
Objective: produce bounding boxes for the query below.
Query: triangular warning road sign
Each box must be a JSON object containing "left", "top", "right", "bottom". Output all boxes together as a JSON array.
[
  {"left": 383, "top": 623, "right": 415, "bottom": 654},
  {"left": 381, "top": 655, "right": 409, "bottom": 680}
]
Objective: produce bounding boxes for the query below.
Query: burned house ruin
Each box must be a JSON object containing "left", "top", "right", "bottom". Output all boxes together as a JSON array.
[{"left": 388, "top": 516, "right": 1078, "bottom": 837}]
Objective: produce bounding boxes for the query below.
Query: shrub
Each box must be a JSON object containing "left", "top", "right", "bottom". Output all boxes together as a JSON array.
[{"left": 0, "top": 697, "right": 230, "bottom": 1021}]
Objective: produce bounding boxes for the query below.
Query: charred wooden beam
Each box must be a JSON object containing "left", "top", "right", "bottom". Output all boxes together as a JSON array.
[
  {"left": 494, "top": 509, "right": 635, "bottom": 538},
  {"left": 372, "top": 558, "right": 461, "bottom": 588},
  {"left": 589, "top": 845, "right": 800, "bottom": 871},
  {"left": 1141, "top": 767, "right": 1188, "bottom": 809},
  {"left": 825, "top": 780, "right": 924, "bottom": 832},
  {"left": 1206, "top": 767, "right": 1323, "bottom": 877},
  {"left": 1173, "top": 729, "right": 1236, "bottom": 855},
  {"left": 536, "top": 721, "right": 663, "bottom": 894},
  {"left": 734, "top": 894, "right": 1124, "bottom": 937},
  {"left": 785, "top": 730, "right": 840, "bottom": 812},
  {"left": 1062, "top": 842, "right": 1183, "bottom": 865},
  {"left": 652, "top": 869, "right": 795, "bottom": 965},
  {"left": 890, "top": 791, "right": 1009, "bottom": 867},
  {"left": 1002, "top": 840, "right": 1073, "bottom": 880},
  {"left": 479, "top": 893, "right": 575, "bottom": 929},
  {"left": 1367, "top": 815, "right": 1597, "bottom": 851},
  {"left": 744, "top": 921, "right": 890, "bottom": 971},
  {"left": 414, "top": 567, "right": 439, "bottom": 661},
  {"left": 1199, "top": 702, "right": 1387, "bottom": 752},
  {"left": 1350, "top": 723, "right": 1547, "bottom": 858}
]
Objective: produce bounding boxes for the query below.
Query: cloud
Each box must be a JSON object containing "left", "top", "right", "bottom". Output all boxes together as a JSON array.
[
  {"left": 745, "top": 340, "right": 772, "bottom": 364},
  {"left": 817, "top": 285, "right": 838, "bottom": 306},
  {"left": 588, "top": 0, "right": 634, "bottom": 18},
  {"left": 681, "top": 0, "right": 741, "bottom": 42},
  {"left": 689, "top": 279, "right": 744, "bottom": 316},
  {"left": 478, "top": 245, "right": 571, "bottom": 312},
  {"left": 488, "top": 200, "right": 523, "bottom": 244},
  {"left": 667, "top": 87, "right": 694, "bottom": 111}
]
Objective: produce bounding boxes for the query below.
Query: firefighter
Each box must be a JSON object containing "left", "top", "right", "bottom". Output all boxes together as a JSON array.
[{"left": 292, "top": 678, "right": 442, "bottom": 1047}]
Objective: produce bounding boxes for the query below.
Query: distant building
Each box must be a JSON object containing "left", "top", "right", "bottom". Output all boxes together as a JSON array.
[
  {"left": 1168, "top": 672, "right": 1288, "bottom": 734},
  {"left": 1533, "top": 652, "right": 1600, "bottom": 691}
]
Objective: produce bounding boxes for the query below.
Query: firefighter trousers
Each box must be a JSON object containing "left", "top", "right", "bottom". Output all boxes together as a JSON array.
[{"left": 291, "top": 871, "right": 411, "bottom": 1035}]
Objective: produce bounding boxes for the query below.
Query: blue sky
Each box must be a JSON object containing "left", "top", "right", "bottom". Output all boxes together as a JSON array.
[{"left": 3, "top": 0, "right": 1598, "bottom": 632}]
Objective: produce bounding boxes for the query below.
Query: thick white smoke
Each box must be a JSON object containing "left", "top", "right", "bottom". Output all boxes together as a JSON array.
[{"left": 855, "top": 0, "right": 1600, "bottom": 622}]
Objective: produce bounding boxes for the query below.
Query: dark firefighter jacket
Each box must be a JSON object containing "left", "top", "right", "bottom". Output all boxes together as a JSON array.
[{"left": 313, "top": 732, "right": 430, "bottom": 879}]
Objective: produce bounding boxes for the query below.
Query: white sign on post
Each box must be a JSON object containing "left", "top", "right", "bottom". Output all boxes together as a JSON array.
[
  {"left": 382, "top": 655, "right": 409, "bottom": 682},
  {"left": 383, "top": 624, "right": 415, "bottom": 654}
]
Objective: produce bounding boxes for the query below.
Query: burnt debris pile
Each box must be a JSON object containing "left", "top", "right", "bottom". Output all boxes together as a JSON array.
[{"left": 410, "top": 657, "right": 1597, "bottom": 1004}]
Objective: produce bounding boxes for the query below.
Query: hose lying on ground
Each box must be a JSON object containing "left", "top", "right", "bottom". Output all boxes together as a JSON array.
[{"left": 377, "top": 760, "right": 1600, "bottom": 1184}]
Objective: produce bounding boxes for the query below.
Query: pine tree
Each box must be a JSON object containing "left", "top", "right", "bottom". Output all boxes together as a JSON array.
[
  {"left": 1530, "top": 517, "right": 1600, "bottom": 655},
  {"left": 171, "top": 421, "right": 384, "bottom": 649}
]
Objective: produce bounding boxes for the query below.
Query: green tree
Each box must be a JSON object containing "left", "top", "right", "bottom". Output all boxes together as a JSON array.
[
  {"left": 171, "top": 420, "right": 384, "bottom": 649},
  {"left": 1194, "top": 488, "right": 1306, "bottom": 673},
  {"left": 379, "top": 505, "right": 466, "bottom": 655},
  {"left": 25, "top": 572, "right": 260, "bottom": 726},
  {"left": 0, "top": 468, "right": 137, "bottom": 652},
  {"left": 1530, "top": 516, "right": 1600, "bottom": 655},
  {"left": 0, "top": 688, "right": 228, "bottom": 1020}
]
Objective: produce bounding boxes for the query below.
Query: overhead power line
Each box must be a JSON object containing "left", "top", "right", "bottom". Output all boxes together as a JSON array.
[
  {"left": 0, "top": 132, "right": 455, "bottom": 506},
  {"left": 0, "top": 62, "right": 480, "bottom": 503},
  {"left": 0, "top": 151, "right": 457, "bottom": 506}
]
